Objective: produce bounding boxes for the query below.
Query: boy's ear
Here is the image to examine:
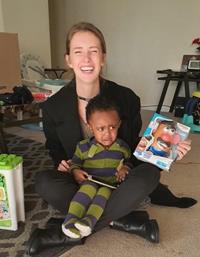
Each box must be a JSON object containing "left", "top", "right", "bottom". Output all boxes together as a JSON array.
[{"left": 87, "top": 123, "right": 93, "bottom": 132}]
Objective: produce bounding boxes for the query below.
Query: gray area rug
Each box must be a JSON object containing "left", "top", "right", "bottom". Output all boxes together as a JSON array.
[{"left": 0, "top": 134, "right": 67, "bottom": 257}]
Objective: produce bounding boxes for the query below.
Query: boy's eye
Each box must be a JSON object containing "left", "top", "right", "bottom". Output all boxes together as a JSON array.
[
  {"left": 96, "top": 125, "right": 118, "bottom": 132},
  {"left": 97, "top": 127, "right": 104, "bottom": 132},
  {"left": 109, "top": 126, "right": 115, "bottom": 130}
]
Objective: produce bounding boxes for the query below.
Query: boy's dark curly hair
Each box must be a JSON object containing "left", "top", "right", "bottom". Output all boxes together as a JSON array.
[{"left": 86, "top": 95, "right": 120, "bottom": 123}]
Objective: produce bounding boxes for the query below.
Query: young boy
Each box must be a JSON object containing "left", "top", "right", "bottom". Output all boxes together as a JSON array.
[{"left": 62, "top": 95, "right": 133, "bottom": 239}]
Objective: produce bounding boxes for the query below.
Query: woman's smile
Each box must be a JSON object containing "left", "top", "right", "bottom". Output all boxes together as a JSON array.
[{"left": 80, "top": 66, "right": 94, "bottom": 72}]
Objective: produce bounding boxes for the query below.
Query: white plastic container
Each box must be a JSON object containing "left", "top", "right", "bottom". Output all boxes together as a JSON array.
[{"left": 0, "top": 154, "right": 24, "bottom": 231}]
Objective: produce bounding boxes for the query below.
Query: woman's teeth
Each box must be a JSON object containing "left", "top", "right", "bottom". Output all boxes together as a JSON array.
[{"left": 81, "top": 66, "right": 93, "bottom": 71}]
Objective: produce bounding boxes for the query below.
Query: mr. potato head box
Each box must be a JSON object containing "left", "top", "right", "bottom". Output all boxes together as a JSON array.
[{"left": 133, "top": 113, "right": 190, "bottom": 171}]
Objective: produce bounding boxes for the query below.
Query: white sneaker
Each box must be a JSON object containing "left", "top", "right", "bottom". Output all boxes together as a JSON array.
[
  {"left": 62, "top": 224, "right": 81, "bottom": 238},
  {"left": 75, "top": 221, "right": 92, "bottom": 237}
]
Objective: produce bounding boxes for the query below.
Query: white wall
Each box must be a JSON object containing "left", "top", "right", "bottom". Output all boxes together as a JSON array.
[
  {"left": 1, "top": 0, "right": 51, "bottom": 68},
  {"left": 50, "top": 0, "right": 200, "bottom": 110},
  {"left": 49, "top": 0, "right": 67, "bottom": 69}
]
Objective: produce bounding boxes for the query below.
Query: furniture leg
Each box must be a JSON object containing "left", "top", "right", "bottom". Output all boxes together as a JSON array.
[
  {"left": 156, "top": 76, "right": 171, "bottom": 113},
  {"left": 169, "top": 80, "right": 182, "bottom": 112},
  {"left": 0, "top": 124, "right": 8, "bottom": 153},
  {"left": 197, "top": 82, "right": 200, "bottom": 91},
  {"left": 184, "top": 77, "right": 190, "bottom": 100}
]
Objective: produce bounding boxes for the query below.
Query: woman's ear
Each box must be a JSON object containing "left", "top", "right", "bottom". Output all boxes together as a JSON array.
[
  {"left": 65, "top": 54, "right": 73, "bottom": 68},
  {"left": 101, "top": 53, "right": 106, "bottom": 67}
]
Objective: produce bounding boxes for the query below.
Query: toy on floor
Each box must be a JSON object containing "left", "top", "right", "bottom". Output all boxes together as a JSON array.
[
  {"left": 0, "top": 154, "right": 24, "bottom": 231},
  {"left": 182, "top": 91, "right": 200, "bottom": 132}
]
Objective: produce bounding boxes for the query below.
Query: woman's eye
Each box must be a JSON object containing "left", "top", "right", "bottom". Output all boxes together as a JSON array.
[
  {"left": 91, "top": 49, "right": 98, "bottom": 54},
  {"left": 74, "top": 51, "right": 82, "bottom": 54}
]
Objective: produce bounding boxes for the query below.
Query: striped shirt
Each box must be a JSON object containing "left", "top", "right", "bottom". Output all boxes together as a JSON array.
[{"left": 70, "top": 137, "right": 131, "bottom": 185}]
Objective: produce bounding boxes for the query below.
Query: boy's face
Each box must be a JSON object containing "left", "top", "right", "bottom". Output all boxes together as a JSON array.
[{"left": 88, "top": 110, "right": 121, "bottom": 147}]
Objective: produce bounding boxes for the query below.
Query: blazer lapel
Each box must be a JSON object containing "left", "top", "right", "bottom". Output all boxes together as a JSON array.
[{"left": 55, "top": 81, "right": 83, "bottom": 158}]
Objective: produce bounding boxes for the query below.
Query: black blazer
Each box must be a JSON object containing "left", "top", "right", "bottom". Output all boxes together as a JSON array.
[{"left": 41, "top": 79, "right": 142, "bottom": 167}]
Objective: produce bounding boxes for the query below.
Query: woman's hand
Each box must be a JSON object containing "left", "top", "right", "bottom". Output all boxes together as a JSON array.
[
  {"left": 176, "top": 139, "right": 191, "bottom": 161},
  {"left": 73, "top": 169, "right": 88, "bottom": 184},
  {"left": 57, "top": 160, "right": 71, "bottom": 172}
]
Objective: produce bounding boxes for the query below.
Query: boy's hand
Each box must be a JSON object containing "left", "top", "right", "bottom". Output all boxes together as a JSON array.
[
  {"left": 115, "top": 166, "right": 129, "bottom": 182},
  {"left": 72, "top": 169, "right": 88, "bottom": 184}
]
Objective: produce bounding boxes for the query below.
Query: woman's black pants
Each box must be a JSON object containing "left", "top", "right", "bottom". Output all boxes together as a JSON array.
[{"left": 35, "top": 162, "right": 160, "bottom": 231}]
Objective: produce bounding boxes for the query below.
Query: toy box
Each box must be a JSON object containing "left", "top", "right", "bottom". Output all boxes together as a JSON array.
[
  {"left": 0, "top": 33, "right": 21, "bottom": 92},
  {"left": 133, "top": 113, "right": 190, "bottom": 171},
  {"left": 0, "top": 154, "right": 24, "bottom": 231}
]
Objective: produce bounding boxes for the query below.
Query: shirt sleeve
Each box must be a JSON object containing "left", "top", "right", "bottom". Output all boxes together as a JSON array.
[{"left": 69, "top": 143, "right": 84, "bottom": 172}]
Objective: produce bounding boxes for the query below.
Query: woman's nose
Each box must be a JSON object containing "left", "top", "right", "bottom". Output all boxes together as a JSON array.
[{"left": 83, "top": 52, "right": 91, "bottom": 62}]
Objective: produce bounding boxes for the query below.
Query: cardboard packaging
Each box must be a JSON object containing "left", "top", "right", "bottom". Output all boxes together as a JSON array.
[
  {"left": 133, "top": 113, "right": 190, "bottom": 171},
  {"left": 0, "top": 32, "right": 21, "bottom": 93},
  {"left": 0, "top": 154, "right": 24, "bottom": 231}
]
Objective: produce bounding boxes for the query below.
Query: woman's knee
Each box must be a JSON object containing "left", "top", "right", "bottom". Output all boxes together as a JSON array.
[
  {"left": 137, "top": 163, "right": 161, "bottom": 191},
  {"left": 134, "top": 162, "right": 160, "bottom": 177},
  {"left": 128, "top": 163, "right": 160, "bottom": 194},
  {"left": 149, "top": 164, "right": 160, "bottom": 182}
]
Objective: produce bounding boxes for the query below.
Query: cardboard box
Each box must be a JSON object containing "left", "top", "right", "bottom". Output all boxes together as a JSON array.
[
  {"left": 0, "top": 33, "right": 21, "bottom": 92},
  {"left": 133, "top": 113, "right": 190, "bottom": 171}
]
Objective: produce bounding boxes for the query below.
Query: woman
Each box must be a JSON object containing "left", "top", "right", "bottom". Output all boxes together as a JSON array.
[{"left": 27, "top": 22, "right": 194, "bottom": 255}]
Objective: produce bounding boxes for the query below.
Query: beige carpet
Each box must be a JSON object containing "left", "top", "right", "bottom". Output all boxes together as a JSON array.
[{"left": 60, "top": 111, "right": 200, "bottom": 257}]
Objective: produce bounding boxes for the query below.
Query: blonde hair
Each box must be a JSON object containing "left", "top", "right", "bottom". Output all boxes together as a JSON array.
[{"left": 65, "top": 22, "right": 106, "bottom": 55}]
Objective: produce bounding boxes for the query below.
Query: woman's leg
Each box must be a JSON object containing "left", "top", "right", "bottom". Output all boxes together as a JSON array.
[
  {"left": 149, "top": 182, "right": 197, "bottom": 208},
  {"left": 27, "top": 164, "right": 160, "bottom": 255},
  {"left": 35, "top": 169, "right": 79, "bottom": 214},
  {"left": 95, "top": 163, "right": 160, "bottom": 230}
]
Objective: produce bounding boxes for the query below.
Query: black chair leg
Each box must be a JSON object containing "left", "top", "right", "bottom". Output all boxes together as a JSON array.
[
  {"left": 0, "top": 125, "right": 8, "bottom": 153},
  {"left": 156, "top": 77, "right": 170, "bottom": 113},
  {"left": 169, "top": 80, "right": 182, "bottom": 112}
]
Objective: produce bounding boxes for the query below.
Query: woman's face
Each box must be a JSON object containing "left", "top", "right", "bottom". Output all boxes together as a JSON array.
[{"left": 65, "top": 31, "right": 106, "bottom": 85}]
